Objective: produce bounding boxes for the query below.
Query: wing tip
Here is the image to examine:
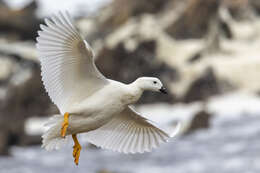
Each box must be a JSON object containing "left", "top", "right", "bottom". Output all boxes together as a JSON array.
[{"left": 169, "top": 121, "right": 182, "bottom": 138}]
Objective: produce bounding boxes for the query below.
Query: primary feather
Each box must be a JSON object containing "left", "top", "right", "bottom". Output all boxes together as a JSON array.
[
  {"left": 85, "top": 107, "right": 172, "bottom": 153},
  {"left": 37, "top": 12, "right": 180, "bottom": 154},
  {"left": 36, "top": 11, "right": 107, "bottom": 114}
]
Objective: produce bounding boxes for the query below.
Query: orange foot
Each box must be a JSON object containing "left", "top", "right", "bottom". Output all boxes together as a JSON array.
[
  {"left": 61, "top": 112, "right": 69, "bottom": 138},
  {"left": 72, "top": 134, "right": 81, "bottom": 165}
]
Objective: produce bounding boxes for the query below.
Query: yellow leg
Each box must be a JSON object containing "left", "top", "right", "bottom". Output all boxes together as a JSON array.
[
  {"left": 72, "top": 134, "right": 81, "bottom": 166},
  {"left": 61, "top": 112, "right": 69, "bottom": 138}
]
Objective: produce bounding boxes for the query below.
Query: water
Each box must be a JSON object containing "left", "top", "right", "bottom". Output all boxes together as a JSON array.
[{"left": 0, "top": 111, "right": 259, "bottom": 173}]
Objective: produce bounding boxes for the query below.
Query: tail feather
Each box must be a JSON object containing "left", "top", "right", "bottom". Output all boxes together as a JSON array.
[
  {"left": 43, "top": 114, "right": 63, "bottom": 127},
  {"left": 42, "top": 114, "right": 68, "bottom": 151}
]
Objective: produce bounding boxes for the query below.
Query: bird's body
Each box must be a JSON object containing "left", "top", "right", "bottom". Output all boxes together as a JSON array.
[
  {"left": 36, "top": 11, "right": 180, "bottom": 165},
  {"left": 50, "top": 79, "right": 142, "bottom": 137}
]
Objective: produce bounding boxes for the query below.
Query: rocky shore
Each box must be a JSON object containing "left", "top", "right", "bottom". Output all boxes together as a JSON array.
[{"left": 0, "top": 0, "right": 259, "bottom": 158}]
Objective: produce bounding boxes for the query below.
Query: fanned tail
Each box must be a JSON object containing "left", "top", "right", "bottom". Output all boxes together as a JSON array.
[{"left": 42, "top": 114, "right": 68, "bottom": 151}]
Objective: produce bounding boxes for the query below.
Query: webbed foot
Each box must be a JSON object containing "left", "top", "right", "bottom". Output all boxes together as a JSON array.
[{"left": 72, "top": 134, "right": 81, "bottom": 165}]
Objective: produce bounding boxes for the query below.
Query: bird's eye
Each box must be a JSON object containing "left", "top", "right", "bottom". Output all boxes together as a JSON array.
[{"left": 153, "top": 81, "right": 157, "bottom": 84}]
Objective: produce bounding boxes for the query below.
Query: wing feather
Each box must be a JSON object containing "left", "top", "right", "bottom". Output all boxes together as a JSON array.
[
  {"left": 84, "top": 107, "right": 180, "bottom": 154},
  {"left": 36, "top": 12, "right": 108, "bottom": 114}
]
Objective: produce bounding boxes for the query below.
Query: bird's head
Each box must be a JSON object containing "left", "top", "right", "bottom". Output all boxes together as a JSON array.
[{"left": 135, "top": 77, "right": 167, "bottom": 94}]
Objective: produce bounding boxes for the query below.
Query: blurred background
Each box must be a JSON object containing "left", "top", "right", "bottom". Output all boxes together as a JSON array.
[{"left": 0, "top": 0, "right": 259, "bottom": 172}]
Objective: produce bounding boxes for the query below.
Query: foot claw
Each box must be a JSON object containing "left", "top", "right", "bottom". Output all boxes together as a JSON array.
[
  {"left": 72, "top": 134, "right": 81, "bottom": 166},
  {"left": 73, "top": 144, "right": 81, "bottom": 165}
]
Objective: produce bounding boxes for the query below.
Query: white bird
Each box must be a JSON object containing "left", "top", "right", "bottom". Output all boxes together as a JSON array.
[{"left": 36, "top": 11, "right": 180, "bottom": 165}]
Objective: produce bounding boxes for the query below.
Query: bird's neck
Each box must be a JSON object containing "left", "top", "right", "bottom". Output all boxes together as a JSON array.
[{"left": 125, "top": 81, "right": 143, "bottom": 104}]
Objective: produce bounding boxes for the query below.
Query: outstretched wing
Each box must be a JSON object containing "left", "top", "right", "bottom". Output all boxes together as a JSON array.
[
  {"left": 36, "top": 12, "right": 108, "bottom": 114},
  {"left": 85, "top": 106, "right": 180, "bottom": 154}
]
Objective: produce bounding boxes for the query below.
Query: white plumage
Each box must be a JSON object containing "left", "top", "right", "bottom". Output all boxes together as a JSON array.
[
  {"left": 36, "top": 11, "right": 180, "bottom": 154},
  {"left": 37, "top": 12, "right": 107, "bottom": 115},
  {"left": 85, "top": 107, "right": 173, "bottom": 153}
]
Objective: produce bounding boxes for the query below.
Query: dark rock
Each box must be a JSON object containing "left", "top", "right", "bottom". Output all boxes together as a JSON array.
[
  {"left": 0, "top": 55, "right": 56, "bottom": 155},
  {"left": 224, "top": 0, "right": 254, "bottom": 20},
  {"left": 184, "top": 110, "right": 212, "bottom": 135},
  {"left": 96, "top": 0, "right": 172, "bottom": 36},
  {"left": 250, "top": 0, "right": 260, "bottom": 15},
  {"left": 166, "top": 0, "right": 220, "bottom": 39},
  {"left": 220, "top": 20, "right": 233, "bottom": 39},
  {"left": 218, "top": 79, "right": 236, "bottom": 93},
  {"left": 3, "top": 66, "right": 55, "bottom": 119},
  {"left": 0, "top": 130, "right": 9, "bottom": 155},
  {"left": 183, "top": 67, "right": 220, "bottom": 103},
  {"left": 96, "top": 40, "right": 178, "bottom": 104},
  {"left": 188, "top": 52, "right": 202, "bottom": 63},
  {"left": 20, "top": 135, "right": 41, "bottom": 146},
  {"left": 0, "top": 0, "right": 6, "bottom": 7},
  {"left": 113, "top": 0, "right": 170, "bottom": 16},
  {"left": 0, "top": 1, "right": 42, "bottom": 40}
]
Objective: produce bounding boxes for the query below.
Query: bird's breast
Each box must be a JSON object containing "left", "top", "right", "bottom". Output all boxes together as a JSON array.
[
  {"left": 120, "top": 93, "right": 139, "bottom": 105},
  {"left": 120, "top": 87, "right": 142, "bottom": 105}
]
